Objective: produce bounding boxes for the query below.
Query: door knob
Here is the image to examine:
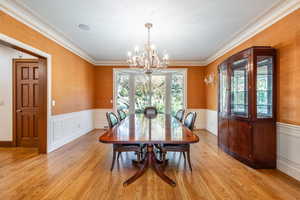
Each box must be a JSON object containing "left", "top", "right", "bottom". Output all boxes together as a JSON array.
[{"left": 16, "top": 109, "right": 22, "bottom": 113}]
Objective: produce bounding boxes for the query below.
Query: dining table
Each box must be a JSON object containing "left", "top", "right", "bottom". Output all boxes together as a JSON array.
[{"left": 99, "top": 113, "right": 199, "bottom": 187}]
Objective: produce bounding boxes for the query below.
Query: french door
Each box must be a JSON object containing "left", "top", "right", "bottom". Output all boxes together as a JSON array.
[{"left": 114, "top": 69, "right": 186, "bottom": 115}]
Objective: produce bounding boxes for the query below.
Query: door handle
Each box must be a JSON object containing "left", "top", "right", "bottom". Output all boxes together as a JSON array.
[{"left": 16, "top": 109, "right": 22, "bottom": 113}]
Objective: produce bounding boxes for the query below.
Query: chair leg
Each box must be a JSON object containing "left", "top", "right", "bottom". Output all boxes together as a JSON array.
[
  {"left": 182, "top": 152, "right": 186, "bottom": 160},
  {"left": 137, "top": 152, "right": 141, "bottom": 163},
  {"left": 111, "top": 150, "right": 117, "bottom": 171},
  {"left": 187, "top": 149, "right": 192, "bottom": 171},
  {"left": 117, "top": 152, "right": 121, "bottom": 160}
]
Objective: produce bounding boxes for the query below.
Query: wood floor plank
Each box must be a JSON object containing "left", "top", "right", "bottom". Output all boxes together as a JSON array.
[{"left": 0, "top": 129, "right": 300, "bottom": 200}]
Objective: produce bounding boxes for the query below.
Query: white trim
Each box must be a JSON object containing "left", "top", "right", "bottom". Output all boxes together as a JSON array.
[
  {"left": 277, "top": 122, "right": 300, "bottom": 181},
  {"left": 2, "top": 0, "right": 300, "bottom": 66},
  {"left": 49, "top": 109, "right": 94, "bottom": 152},
  {"left": 205, "top": 0, "right": 300, "bottom": 65},
  {"left": 0, "top": 0, "right": 95, "bottom": 65},
  {"left": 186, "top": 109, "right": 206, "bottom": 129},
  {"left": 205, "top": 109, "right": 218, "bottom": 135},
  {"left": 94, "top": 109, "right": 113, "bottom": 129},
  {"left": 0, "top": 33, "right": 52, "bottom": 153},
  {"left": 94, "top": 60, "right": 207, "bottom": 67},
  {"left": 2, "top": 0, "right": 299, "bottom": 67},
  {"left": 95, "top": 60, "right": 128, "bottom": 66}
]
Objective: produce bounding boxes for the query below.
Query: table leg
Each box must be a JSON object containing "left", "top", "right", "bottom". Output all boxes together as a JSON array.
[{"left": 123, "top": 144, "right": 176, "bottom": 187}]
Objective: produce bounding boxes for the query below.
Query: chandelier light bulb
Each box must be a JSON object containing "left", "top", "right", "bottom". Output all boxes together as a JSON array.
[
  {"left": 126, "top": 23, "right": 168, "bottom": 74},
  {"left": 134, "top": 46, "right": 139, "bottom": 53},
  {"left": 164, "top": 54, "right": 169, "bottom": 60}
]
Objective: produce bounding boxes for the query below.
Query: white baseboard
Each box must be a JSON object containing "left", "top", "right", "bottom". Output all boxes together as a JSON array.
[
  {"left": 277, "top": 122, "right": 300, "bottom": 181},
  {"left": 94, "top": 109, "right": 113, "bottom": 129},
  {"left": 48, "top": 109, "right": 94, "bottom": 152}
]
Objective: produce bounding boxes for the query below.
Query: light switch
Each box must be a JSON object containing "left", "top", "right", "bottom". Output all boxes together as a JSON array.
[{"left": 52, "top": 100, "right": 56, "bottom": 107}]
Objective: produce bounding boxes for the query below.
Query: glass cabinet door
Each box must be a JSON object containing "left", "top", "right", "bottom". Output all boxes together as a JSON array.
[
  {"left": 219, "top": 63, "right": 229, "bottom": 116},
  {"left": 256, "top": 56, "right": 273, "bottom": 118},
  {"left": 230, "top": 58, "right": 249, "bottom": 117}
]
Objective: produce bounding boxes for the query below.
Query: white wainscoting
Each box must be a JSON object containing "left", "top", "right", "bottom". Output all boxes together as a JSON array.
[
  {"left": 94, "top": 109, "right": 206, "bottom": 129},
  {"left": 206, "top": 109, "right": 218, "bottom": 135},
  {"left": 47, "top": 108, "right": 300, "bottom": 182},
  {"left": 186, "top": 109, "right": 206, "bottom": 129},
  {"left": 94, "top": 109, "right": 113, "bottom": 129},
  {"left": 277, "top": 122, "right": 300, "bottom": 181},
  {"left": 205, "top": 111, "right": 300, "bottom": 181},
  {"left": 48, "top": 109, "right": 94, "bottom": 152}
]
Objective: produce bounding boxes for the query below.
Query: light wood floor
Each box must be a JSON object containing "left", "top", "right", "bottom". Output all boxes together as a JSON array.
[{"left": 1, "top": 130, "right": 300, "bottom": 200}]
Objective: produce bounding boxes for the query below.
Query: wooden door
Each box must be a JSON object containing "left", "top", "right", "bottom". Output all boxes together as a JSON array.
[{"left": 15, "top": 59, "right": 41, "bottom": 147}]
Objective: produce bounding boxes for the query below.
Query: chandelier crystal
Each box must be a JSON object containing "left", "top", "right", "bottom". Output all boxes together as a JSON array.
[{"left": 127, "top": 23, "right": 169, "bottom": 74}]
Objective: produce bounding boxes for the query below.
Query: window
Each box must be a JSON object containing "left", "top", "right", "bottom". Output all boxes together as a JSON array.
[
  {"left": 171, "top": 73, "right": 185, "bottom": 115},
  {"left": 114, "top": 69, "right": 186, "bottom": 114},
  {"left": 116, "top": 73, "right": 130, "bottom": 113}
]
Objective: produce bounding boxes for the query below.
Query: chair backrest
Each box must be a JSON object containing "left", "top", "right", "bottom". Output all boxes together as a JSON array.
[
  {"left": 183, "top": 112, "right": 197, "bottom": 131},
  {"left": 106, "top": 112, "right": 119, "bottom": 128},
  {"left": 144, "top": 107, "right": 158, "bottom": 119},
  {"left": 175, "top": 109, "right": 185, "bottom": 122},
  {"left": 117, "top": 109, "right": 127, "bottom": 121}
]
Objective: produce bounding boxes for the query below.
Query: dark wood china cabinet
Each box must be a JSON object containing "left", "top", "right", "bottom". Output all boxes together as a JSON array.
[{"left": 218, "top": 46, "right": 276, "bottom": 168}]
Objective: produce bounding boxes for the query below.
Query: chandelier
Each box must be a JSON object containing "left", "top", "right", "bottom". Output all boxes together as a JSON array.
[{"left": 127, "top": 23, "right": 169, "bottom": 74}]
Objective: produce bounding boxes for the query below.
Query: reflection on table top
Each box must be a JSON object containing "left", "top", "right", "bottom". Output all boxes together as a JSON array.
[{"left": 99, "top": 114, "right": 199, "bottom": 144}]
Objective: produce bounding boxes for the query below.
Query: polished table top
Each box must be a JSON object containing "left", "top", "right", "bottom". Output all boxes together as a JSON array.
[{"left": 99, "top": 114, "right": 199, "bottom": 144}]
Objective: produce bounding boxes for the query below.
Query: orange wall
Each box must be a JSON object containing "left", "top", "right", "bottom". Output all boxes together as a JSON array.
[
  {"left": 94, "top": 66, "right": 206, "bottom": 109},
  {"left": 0, "top": 11, "right": 95, "bottom": 115},
  {"left": 205, "top": 8, "right": 300, "bottom": 125}
]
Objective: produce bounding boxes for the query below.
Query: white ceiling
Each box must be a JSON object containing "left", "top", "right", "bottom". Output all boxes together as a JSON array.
[{"left": 10, "top": 0, "right": 284, "bottom": 63}]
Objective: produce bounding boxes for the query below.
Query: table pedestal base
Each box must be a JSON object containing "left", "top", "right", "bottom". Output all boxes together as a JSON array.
[{"left": 123, "top": 144, "right": 176, "bottom": 187}]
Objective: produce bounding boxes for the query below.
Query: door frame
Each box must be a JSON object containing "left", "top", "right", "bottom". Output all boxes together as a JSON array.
[
  {"left": 1, "top": 33, "right": 52, "bottom": 153},
  {"left": 113, "top": 68, "right": 187, "bottom": 114},
  {"left": 12, "top": 59, "right": 47, "bottom": 152}
]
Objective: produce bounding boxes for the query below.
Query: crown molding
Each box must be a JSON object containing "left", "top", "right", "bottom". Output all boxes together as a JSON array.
[
  {"left": 168, "top": 60, "right": 206, "bottom": 66},
  {"left": 204, "top": 0, "right": 300, "bottom": 65},
  {"left": 93, "top": 60, "right": 206, "bottom": 66},
  {"left": 0, "top": 0, "right": 95, "bottom": 64},
  {"left": 93, "top": 60, "right": 128, "bottom": 66},
  {"left": 1, "top": 0, "right": 300, "bottom": 67}
]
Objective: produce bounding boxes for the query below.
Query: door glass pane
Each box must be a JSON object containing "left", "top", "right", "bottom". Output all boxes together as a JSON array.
[
  {"left": 257, "top": 56, "right": 273, "bottom": 118},
  {"left": 171, "top": 73, "right": 184, "bottom": 115},
  {"left": 151, "top": 75, "right": 166, "bottom": 113},
  {"left": 116, "top": 73, "right": 130, "bottom": 113},
  {"left": 135, "top": 75, "right": 150, "bottom": 113},
  {"left": 134, "top": 75, "right": 166, "bottom": 113},
  {"left": 231, "top": 58, "right": 249, "bottom": 117},
  {"left": 219, "top": 64, "right": 228, "bottom": 114}
]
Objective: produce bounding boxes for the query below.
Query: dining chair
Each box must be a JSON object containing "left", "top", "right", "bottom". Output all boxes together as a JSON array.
[
  {"left": 175, "top": 109, "right": 185, "bottom": 122},
  {"left": 160, "top": 112, "right": 197, "bottom": 171},
  {"left": 144, "top": 106, "right": 158, "bottom": 119},
  {"left": 106, "top": 112, "right": 142, "bottom": 171},
  {"left": 117, "top": 109, "right": 127, "bottom": 121}
]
